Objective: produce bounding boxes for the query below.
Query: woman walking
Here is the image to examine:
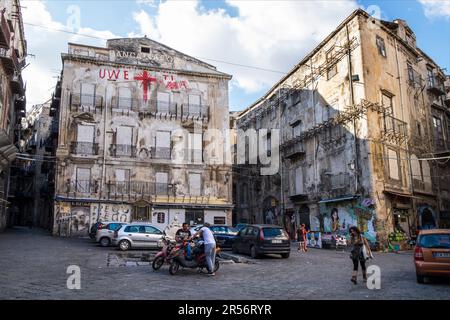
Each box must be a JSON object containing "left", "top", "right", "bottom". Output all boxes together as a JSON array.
[
  {"left": 297, "top": 224, "right": 308, "bottom": 252},
  {"left": 349, "top": 226, "right": 372, "bottom": 284}
]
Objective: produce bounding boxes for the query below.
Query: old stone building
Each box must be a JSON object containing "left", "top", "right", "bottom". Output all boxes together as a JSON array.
[
  {"left": 234, "top": 9, "right": 449, "bottom": 248},
  {"left": 52, "top": 37, "right": 233, "bottom": 236},
  {"left": 0, "top": 0, "right": 26, "bottom": 231}
]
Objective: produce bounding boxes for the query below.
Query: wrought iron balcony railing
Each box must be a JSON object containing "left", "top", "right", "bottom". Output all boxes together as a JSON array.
[
  {"left": 70, "top": 93, "right": 103, "bottom": 111},
  {"left": 151, "top": 146, "right": 171, "bottom": 159},
  {"left": 181, "top": 104, "right": 209, "bottom": 119},
  {"left": 107, "top": 181, "right": 174, "bottom": 199},
  {"left": 67, "top": 179, "right": 98, "bottom": 194},
  {"left": 109, "top": 144, "right": 137, "bottom": 157},
  {"left": 70, "top": 142, "right": 99, "bottom": 155},
  {"left": 380, "top": 114, "right": 408, "bottom": 144}
]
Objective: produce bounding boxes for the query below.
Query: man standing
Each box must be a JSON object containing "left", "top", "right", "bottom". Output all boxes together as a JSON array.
[
  {"left": 193, "top": 222, "right": 217, "bottom": 276},
  {"left": 176, "top": 223, "right": 192, "bottom": 260}
]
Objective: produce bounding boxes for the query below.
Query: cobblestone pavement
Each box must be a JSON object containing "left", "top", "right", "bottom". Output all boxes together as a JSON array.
[{"left": 0, "top": 227, "right": 449, "bottom": 300}]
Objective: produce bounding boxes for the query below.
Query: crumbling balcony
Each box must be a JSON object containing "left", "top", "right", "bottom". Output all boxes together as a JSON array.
[
  {"left": 70, "top": 93, "right": 103, "bottom": 113},
  {"left": 0, "top": 10, "right": 11, "bottom": 48},
  {"left": 70, "top": 141, "right": 99, "bottom": 156},
  {"left": 283, "top": 141, "right": 305, "bottom": 159},
  {"left": 427, "top": 74, "right": 446, "bottom": 96},
  {"left": 380, "top": 114, "right": 408, "bottom": 144},
  {"left": 181, "top": 104, "right": 209, "bottom": 120}
]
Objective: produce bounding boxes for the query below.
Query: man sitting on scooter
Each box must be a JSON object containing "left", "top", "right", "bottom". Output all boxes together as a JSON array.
[{"left": 176, "top": 223, "right": 192, "bottom": 260}]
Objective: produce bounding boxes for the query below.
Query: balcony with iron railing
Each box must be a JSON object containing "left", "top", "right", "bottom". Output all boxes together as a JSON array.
[
  {"left": 183, "top": 148, "right": 203, "bottom": 163},
  {"left": 152, "top": 100, "right": 178, "bottom": 115},
  {"left": 0, "top": 46, "right": 19, "bottom": 74},
  {"left": 380, "top": 114, "right": 408, "bottom": 143},
  {"left": 70, "top": 93, "right": 103, "bottom": 112},
  {"left": 109, "top": 144, "right": 137, "bottom": 157},
  {"left": 427, "top": 74, "right": 446, "bottom": 96},
  {"left": 66, "top": 179, "right": 98, "bottom": 194},
  {"left": 107, "top": 181, "right": 174, "bottom": 200},
  {"left": 0, "top": 10, "right": 11, "bottom": 47},
  {"left": 151, "top": 146, "right": 172, "bottom": 160},
  {"left": 70, "top": 142, "right": 99, "bottom": 156},
  {"left": 181, "top": 104, "right": 209, "bottom": 120},
  {"left": 111, "top": 96, "right": 139, "bottom": 111},
  {"left": 407, "top": 68, "right": 423, "bottom": 89}
]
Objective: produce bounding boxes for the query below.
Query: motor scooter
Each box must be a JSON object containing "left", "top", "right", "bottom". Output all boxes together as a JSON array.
[
  {"left": 152, "top": 235, "right": 178, "bottom": 270},
  {"left": 168, "top": 238, "right": 221, "bottom": 275}
]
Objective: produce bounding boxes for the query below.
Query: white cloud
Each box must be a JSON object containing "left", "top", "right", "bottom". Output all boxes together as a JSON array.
[
  {"left": 418, "top": 0, "right": 450, "bottom": 20},
  {"left": 132, "top": 0, "right": 358, "bottom": 96},
  {"left": 21, "top": 0, "right": 118, "bottom": 110}
]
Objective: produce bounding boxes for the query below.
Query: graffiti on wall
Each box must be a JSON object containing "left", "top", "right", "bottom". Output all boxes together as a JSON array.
[
  {"left": 70, "top": 206, "right": 90, "bottom": 237},
  {"left": 90, "top": 204, "right": 132, "bottom": 226},
  {"left": 320, "top": 199, "right": 377, "bottom": 243}
]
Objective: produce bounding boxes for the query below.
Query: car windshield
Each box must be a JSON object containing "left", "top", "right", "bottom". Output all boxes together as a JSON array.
[
  {"left": 419, "top": 234, "right": 450, "bottom": 249},
  {"left": 228, "top": 227, "right": 238, "bottom": 234},
  {"left": 263, "top": 228, "right": 284, "bottom": 237}
]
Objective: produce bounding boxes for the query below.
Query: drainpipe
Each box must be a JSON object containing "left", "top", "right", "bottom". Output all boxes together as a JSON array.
[
  {"left": 346, "top": 24, "right": 359, "bottom": 196},
  {"left": 394, "top": 37, "right": 416, "bottom": 232},
  {"left": 97, "top": 85, "right": 108, "bottom": 222}
]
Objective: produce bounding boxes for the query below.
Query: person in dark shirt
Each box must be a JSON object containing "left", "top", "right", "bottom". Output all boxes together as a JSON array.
[{"left": 176, "top": 223, "right": 192, "bottom": 260}]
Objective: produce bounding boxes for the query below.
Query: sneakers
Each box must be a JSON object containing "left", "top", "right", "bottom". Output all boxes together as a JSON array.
[{"left": 206, "top": 272, "right": 216, "bottom": 276}]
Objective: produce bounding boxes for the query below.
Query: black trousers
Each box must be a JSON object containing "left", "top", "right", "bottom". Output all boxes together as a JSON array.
[{"left": 352, "top": 258, "right": 366, "bottom": 271}]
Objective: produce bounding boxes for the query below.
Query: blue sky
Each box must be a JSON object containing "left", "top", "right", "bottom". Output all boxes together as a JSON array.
[{"left": 22, "top": 0, "right": 450, "bottom": 111}]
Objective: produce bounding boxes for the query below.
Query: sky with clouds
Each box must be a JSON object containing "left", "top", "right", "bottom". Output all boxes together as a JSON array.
[{"left": 21, "top": 0, "right": 450, "bottom": 111}]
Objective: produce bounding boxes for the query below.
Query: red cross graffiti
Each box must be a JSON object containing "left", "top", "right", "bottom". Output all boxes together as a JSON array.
[{"left": 133, "top": 70, "right": 157, "bottom": 102}]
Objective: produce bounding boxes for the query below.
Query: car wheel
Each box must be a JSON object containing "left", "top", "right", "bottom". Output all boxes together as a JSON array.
[
  {"left": 416, "top": 274, "right": 425, "bottom": 284},
  {"left": 250, "top": 246, "right": 259, "bottom": 259},
  {"left": 119, "top": 240, "right": 131, "bottom": 251},
  {"left": 152, "top": 256, "right": 165, "bottom": 271},
  {"left": 281, "top": 253, "right": 290, "bottom": 259},
  {"left": 232, "top": 244, "right": 239, "bottom": 254},
  {"left": 169, "top": 260, "right": 180, "bottom": 275},
  {"left": 99, "top": 237, "right": 110, "bottom": 247}
]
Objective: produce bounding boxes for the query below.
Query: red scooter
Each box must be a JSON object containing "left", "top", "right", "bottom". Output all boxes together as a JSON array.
[
  {"left": 152, "top": 236, "right": 179, "bottom": 270},
  {"left": 168, "top": 238, "right": 220, "bottom": 275}
]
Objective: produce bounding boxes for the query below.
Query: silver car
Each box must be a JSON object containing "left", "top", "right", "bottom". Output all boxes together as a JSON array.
[
  {"left": 112, "top": 223, "right": 164, "bottom": 251},
  {"left": 95, "top": 222, "right": 126, "bottom": 247}
]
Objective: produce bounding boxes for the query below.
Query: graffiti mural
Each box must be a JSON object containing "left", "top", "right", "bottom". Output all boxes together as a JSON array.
[
  {"left": 70, "top": 206, "right": 90, "bottom": 237},
  {"left": 90, "top": 204, "right": 132, "bottom": 226},
  {"left": 320, "top": 199, "right": 377, "bottom": 244}
]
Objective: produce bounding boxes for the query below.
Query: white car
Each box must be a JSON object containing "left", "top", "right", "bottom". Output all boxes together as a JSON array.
[
  {"left": 95, "top": 222, "right": 126, "bottom": 247},
  {"left": 112, "top": 223, "right": 164, "bottom": 251}
]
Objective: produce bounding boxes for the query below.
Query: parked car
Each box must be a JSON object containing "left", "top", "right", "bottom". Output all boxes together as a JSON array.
[
  {"left": 190, "top": 224, "right": 204, "bottom": 236},
  {"left": 414, "top": 229, "right": 450, "bottom": 283},
  {"left": 89, "top": 221, "right": 109, "bottom": 239},
  {"left": 235, "top": 223, "right": 249, "bottom": 232},
  {"left": 232, "top": 224, "right": 291, "bottom": 259},
  {"left": 96, "top": 222, "right": 126, "bottom": 247},
  {"left": 209, "top": 225, "right": 238, "bottom": 248},
  {"left": 112, "top": 223, "right": 164, "bottom": 251}
]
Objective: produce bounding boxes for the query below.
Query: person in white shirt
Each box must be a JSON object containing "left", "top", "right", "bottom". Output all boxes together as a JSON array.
[{"left": 193, "top": 222, "right": 216, "bottom": 276}]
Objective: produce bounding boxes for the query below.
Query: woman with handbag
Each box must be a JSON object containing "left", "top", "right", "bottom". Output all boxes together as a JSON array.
[{"left": 349, "top": 226, "right": 372, "bottom": 284}]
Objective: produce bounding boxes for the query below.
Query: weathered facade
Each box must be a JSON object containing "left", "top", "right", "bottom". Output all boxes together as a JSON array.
[
  {"left": 52, "top": 37, "right": 233, "bottom": 236},
  {"left": 0, "top": 0, "right": 26, "bottom": 231},
  {"left": 234, "top": 9, "right": 450, "bottom": 248}
]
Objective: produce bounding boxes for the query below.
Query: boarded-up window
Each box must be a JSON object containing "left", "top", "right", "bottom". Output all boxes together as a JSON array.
[
  {"left": 81, "top": 83, "right": 95, "bottom": 105},
  {"left": 189, "top": 173, "right": 201, "bottom": 196},
  {"left": 388, "top": 149, "right": 400, "bottom": 180},
  {"left": 76, "top": 168, "right": 91, "bottom": 193},
  {"left": 118, "top": 87, "right": 132, "bottom": 109},
  {"left": 295, "top": 167, "right": 303, "bottom": 194},
  {"left": 115, "top": 169, "right": 130, "bottom": 194},
  {"left": 77, "top": 125, "right": 94, "bottom": 142},
  {"left": 155, "top": 131, "right": 171, "bottom": 158},
  {"left": 155, "top": 172, "right": 168, "bottom": 194},
  {"left": 117, "top": 126, "right": 132, "bottom": 145},
  {"left": 157, "top": 92, "right": 170, "bottom": 113},
  {"left": 188, "top": 94, "right": 201, "bottom": 115},
  {"left": 188, "top": 132, "right": 202, "bottom": 162},
  {"left": 326, "top": 47, "right": 337, "bottom": 79}
]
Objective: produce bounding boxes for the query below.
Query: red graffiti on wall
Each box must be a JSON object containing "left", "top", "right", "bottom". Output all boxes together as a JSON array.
[
  {"left": 134, "top": 70, "right": 157, "bottom": 102},
  {"left": 161, "top": 74, "right": 189, "bottom": 90}
]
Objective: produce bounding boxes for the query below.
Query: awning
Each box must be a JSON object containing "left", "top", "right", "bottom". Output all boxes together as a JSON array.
[{"left": 318, "top": 195, "right": 358, "bottom": 204}]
